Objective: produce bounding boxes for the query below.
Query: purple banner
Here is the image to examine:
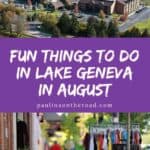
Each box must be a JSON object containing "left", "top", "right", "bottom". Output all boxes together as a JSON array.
[{"left": 0, "top": 38, "right": 149, "bottom": 112}]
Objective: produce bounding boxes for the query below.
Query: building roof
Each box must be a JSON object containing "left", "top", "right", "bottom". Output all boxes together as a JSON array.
[
  {"left": 79, "top": 0, "right": 115, "bottom": 5},
  {"left": 44, "top": 113, "right": 63, "bottom": 122},
  {"left": 50, "top": 0, "right": 64, "bottom": 9},
  {"left": 79, "top": 0, "right": 93, "bottom": 4},
  {"left": 66, "top": 0, "right": 79, "bottom": 5},
  {"left": 116, "top": 0, "right": 126, "bottom": 4},
  {"left": 102, "top": 1, "right": 115, "bottom": 6},
  {"left": 117, "top": 0, "right": 133, "bottom": 5}
]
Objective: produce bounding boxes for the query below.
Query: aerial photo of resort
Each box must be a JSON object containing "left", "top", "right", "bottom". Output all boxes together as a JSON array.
[{"left": 0, "top": 0, "right": 150, "bottom": 37}]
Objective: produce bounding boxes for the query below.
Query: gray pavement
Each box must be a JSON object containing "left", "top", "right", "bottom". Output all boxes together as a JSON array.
[{"left": 25, "top": 30, "right": 52, "bottom": 38}]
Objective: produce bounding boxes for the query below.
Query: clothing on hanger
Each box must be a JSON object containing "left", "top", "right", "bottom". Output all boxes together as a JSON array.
[
  {"left": 102, "top": 135, "right": 107, "bottom": 150},
  {"left": 83, "top": 133, "right": 90, "bottom": 150},
  {"left": 89, "top": 134, "right": 94, "bottom": 150},
  {"left": 17, "top": 120, "right": 29, "bottom": 149},
  {"left": 94, "top": 135, "right": 97, "bottom": 150},
  {"left": 99, "top": 134, "right": 104, "bottom": 150}
]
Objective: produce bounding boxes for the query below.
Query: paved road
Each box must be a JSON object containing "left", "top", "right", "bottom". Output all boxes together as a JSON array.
[
  {"left": 119, "top": 7, "right": 150, "bottom": 32},
  {"left": 25, "top": 21, "right": 52, "bottom": 38},
  {"left": 25, "top": 30, "right": 52, "bottom": 38}
]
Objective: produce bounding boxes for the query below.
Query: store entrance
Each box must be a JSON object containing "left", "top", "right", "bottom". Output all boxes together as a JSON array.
[{"left": 16, "top": 113, "right": 30, "bottom": 150}]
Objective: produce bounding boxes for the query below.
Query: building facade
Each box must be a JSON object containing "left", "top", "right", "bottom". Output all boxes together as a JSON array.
[
  {"left": 78, "top": 0, "right": 140, "bottom": 14},
  {"left": 0, "top": 113, "right": 44, "bottom": 150},
  {"left": 78, "top": 0, "right": 116, "bottom": 14},
  {"left": 115, "top": 0, "right": 140, "bottom": 14}
]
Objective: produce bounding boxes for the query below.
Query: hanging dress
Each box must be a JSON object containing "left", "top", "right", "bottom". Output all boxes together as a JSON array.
[
  {"left": 89, "top": 134, "right": 94, "bottom": 150},
  {"left": 108, "top": 132, "right": 112, "bottom": 150}
]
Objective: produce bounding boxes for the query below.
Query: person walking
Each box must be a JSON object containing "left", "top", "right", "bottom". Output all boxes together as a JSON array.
[
  {"left": 64, "top": 140, "right": 75, "bottom": 150},
  {"left": 50, "top": 141, "right": 62, "bottom": 150}
]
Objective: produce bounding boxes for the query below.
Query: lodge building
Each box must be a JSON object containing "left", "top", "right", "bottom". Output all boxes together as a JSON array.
[{"left": 78, "top": 0, "right": 141, "bottom": 14}]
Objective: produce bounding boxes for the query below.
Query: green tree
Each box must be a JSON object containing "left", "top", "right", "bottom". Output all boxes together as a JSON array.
[
  {"left": 107, "top": 20, "right": 119, "bottom": 37},
  {"left": 0, "top": 4, "right": 25, "bottom": 35},
  {"left": 141, "top": 28, "right": 149, "bottom": 37},
  {"left": 119, "top": 113, "right": 150, "bottom": 132},
  {"left": 128, "top": 27, "right": 141, "bottom": 37},
  {"left": 57, "top": 12, "right": 71, "bottom": 34},
  {"left": 96, "top": 20, "right": 107, "bottom": 37},
  {"left": 15, "top": 14, "right": 26, "bottom": 36},
  {"left": 86, "top": 24, "right": 96, "bottom": 37},
  {"left": 122, "top": 30, "right": 131, "bottom": 37},
  {"left": 2, "top": 10, "right": 14, "bottom": 33},
  {"left": 42, "top": 13, "right": 58, "bottom": 33},
  {"left": 70, "top": 14, "right": 79, "bottom": 35},
  {"left": 4, "top": 4, "right": 16, "bottom": 12},
  {"left": 51, "top": 26, "right": 61, "bottom": 37},
  {"left": 85, "top": 116, "right": 97, "bottom": 127},
  {"left": 85, "top": 113, "right": 111, "bottom": 127},
  {"left": 78, "top": 22, "right": 87, "bottom": 37},
  {"left": 46, "top": 13, "right": 57, "bottom": 25},
  {"left": 38, "top": 12, "right": 47, "bottom": 22},
  {"left": 62, "top": 113, "right": 80, "bottom": 143},
  {"left": 15, "top": 7, "right": 24, "bottom": 15},
  {"left": 87, "top": 16, "right": 98, "bottom": 27}
]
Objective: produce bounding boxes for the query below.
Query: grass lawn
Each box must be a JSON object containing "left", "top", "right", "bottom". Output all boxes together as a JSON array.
[
  {"left": 27, "top": 10, "right": 61, "bottom": 18},
  {"left": 112, "top": 13, "right": 120, "bottom": 20},
  {"left": 135, "top": 19, "right": 150, "bottom": 31},
  {"left": 142, "top": 133, "right": 150, "bottom": 144},
  {"left": 51, "top": 10, "right": 62, "bottom": 17},
  {"left": 142, "top": 0, "right": 150, "bottom": 5}
]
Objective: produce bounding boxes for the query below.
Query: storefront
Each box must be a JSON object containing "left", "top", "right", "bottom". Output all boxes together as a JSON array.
[
  {"left": 83, "top": 123, "right": 142, "bottom": 150},
  {"left": 0, "top": 113, "right": 44, "bottom": 150}
]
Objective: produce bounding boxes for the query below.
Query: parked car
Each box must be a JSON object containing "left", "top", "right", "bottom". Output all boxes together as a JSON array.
[
  {"left": 136, "top": 7, "right": 146, "bottom": 13},
  {"left": 144, "top": 146, "right": 150, "bottom": 150},
  {"left": 77, "top": 14, "right": 83, "bottom": 18}
]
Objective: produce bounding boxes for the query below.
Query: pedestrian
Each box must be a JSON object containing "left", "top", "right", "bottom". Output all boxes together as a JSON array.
[
  {"left": 50, "top": 141, "right": 62, "bottom": 150},
  {"left": 64, "top": 140, "right": 75, "bottom": 150}
]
